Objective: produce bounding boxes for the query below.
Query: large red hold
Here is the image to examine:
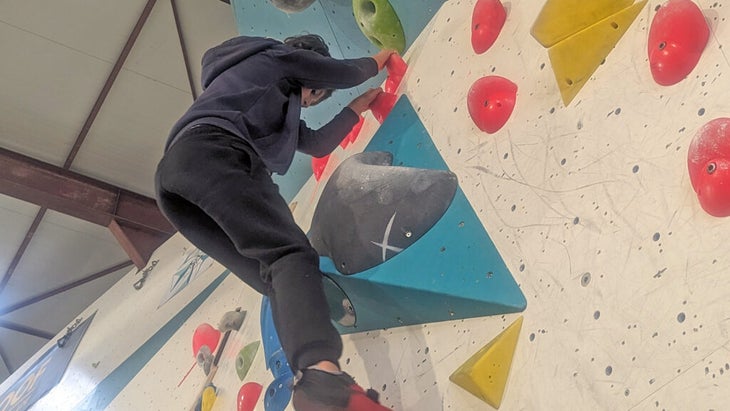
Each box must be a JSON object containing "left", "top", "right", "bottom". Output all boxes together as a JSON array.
[
  {"left": 237, "top": 382, "right": 263, "bottom": 411},
  {"left": 471, "top": 0, "right": 507, "bottom": 54},
  {"left": 648, "top": 0, "right": 709, "bottom": 86},
  {"left": 467, "top": 76, "right": 517, "bottom": 134},
  {"left": 192, "top": 323, "right": 221, "bottom": 356},
  {"left": 688, "top": 118, "right": 730, "bottom": 217}
]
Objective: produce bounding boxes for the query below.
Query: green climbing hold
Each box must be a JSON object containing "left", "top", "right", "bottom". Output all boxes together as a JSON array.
[
  {"left": 236, "top": 341, "right": 261, "bottom": 381},
  {"left": 352, "top": 0, "right": 406, "bottom": 53}
]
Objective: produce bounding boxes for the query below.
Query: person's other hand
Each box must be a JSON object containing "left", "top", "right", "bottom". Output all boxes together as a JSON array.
[
  {"left": 372, "top": 49, "right": 397, "bottom": 70},
  {"left": 347, "top": 88, "right": 383, "bottom": 114}
]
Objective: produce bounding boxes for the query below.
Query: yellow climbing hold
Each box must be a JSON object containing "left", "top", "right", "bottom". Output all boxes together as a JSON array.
[
  {"left": 547, "top": 0, "right": 647, "bottom": 106},
  {"left": 201, "top": 385, "right": 217, "bottom": 411},
  {"left": 531, "top": 0, "right": 634, "bottom": 47},
  {"left": 449, "top": 316, "right": 523, "bottom": 409}
]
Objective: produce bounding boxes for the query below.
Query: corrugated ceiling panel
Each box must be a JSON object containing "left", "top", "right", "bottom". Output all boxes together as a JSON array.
[{"left": 0, "top": 210, "right": 128, "bottom": 307}]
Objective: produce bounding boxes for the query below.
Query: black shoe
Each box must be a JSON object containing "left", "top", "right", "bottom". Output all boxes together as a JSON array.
[{"left": 292, "top": 368, "right": 392, "bottom": 411}]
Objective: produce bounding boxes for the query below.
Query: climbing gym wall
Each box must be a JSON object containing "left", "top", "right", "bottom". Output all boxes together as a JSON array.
[
  {"left": 1, "top": 0, "right": 730, "bottom": 410},
  {"left": 392, "top": 0, "right": 730, "bottom": 409},
  {"left": 236, "top": 0, "right": 730, "bottom": 408}
]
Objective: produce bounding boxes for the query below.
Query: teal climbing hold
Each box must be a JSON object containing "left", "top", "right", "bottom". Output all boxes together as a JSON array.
[{"left": 317, "top": 96, "right": 527, "bottom": 333}]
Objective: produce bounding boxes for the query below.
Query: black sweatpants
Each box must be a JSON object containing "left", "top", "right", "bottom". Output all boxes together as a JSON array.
[{"left": 154, "top": 124, "right": 342, "bottom": 371}]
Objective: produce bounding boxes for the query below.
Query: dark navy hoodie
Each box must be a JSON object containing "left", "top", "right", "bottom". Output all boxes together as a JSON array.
[{"left": 165, "top": 36, "right": 378, "bottom": 175}]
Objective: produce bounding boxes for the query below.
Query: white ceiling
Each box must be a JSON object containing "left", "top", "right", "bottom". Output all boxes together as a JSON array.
[{"left": 0, "top": 0, "right": 239, "bottom": 382}]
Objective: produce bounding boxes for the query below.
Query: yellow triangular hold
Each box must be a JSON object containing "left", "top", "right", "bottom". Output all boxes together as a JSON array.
[
  {"left": 548, "top": 0, "right": 647, "bottom": 106},
  {"left": 449, "top": 316, "right": 523, "bottom": 409},
  {"left": 531, "top": 0, "right": 634, "bottom": 47}
]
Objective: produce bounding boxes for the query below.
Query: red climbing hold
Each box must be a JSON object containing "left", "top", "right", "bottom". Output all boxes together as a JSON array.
[
  {"left": 384, "top": 55, "right": 407, "bottom": 93},
  {"left": 384, "top": 76, "right": 400, "bottom": 94},
  {"left": 370, "top": 92, "right": 398, "bottom": 124},
  {"left": 341, "top": 116, "right": 365, "bottom": 149},
  {"left": 648, "top": 0, "right": 709, "bottom": 86},
  {"left": 312, "top": 154, "right": 330, "bottom": 181},
  {"left": 386, "top": 54, "right": 408, "bottom": 78},
  {"left": 471, "top": 0, "right": 507, "bottom": 54},
  {"left": 192, "top": 323, "right": 220, "bottom": 356},
  {"left": 237, "top": 382, "right": 263, "bottom": 411},
  {"left": 467, "top": 76, "right": 517, "bottom": 134},
  {"left": 688, "top": 118, "right": 730, "bottom": 217}
]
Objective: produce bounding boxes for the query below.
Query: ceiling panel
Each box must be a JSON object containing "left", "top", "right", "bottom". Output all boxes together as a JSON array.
[
  {"left": 0, "top": 195, "right": 39, "bottom": 278},
  {"left": 173, "top": 0, "right": 240, "bottom": 94},
  {"left": 0, "top": 22, "right": 112, "bottom": 165},
  {"left": 71, "top": 68, "right": 192, "bottom": 196},
  {"left": 2, "top": 265, "right": 130, "bottom": 336},
  {"left": 0, "top": 0, "right": 148, "bottom": 63},
  {"left": 123, "top": 0, "right": 191, "bottom": 94},
  {"left": 0, "top": 210, "right": 128, "bottom": 307}
]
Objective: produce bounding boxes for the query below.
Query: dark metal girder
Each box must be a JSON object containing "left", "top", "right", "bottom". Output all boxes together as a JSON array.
[
  {"left": 108, "top": 219, "right": 170, "bottom": 269},
  {"left": 0, "top": 147, "right": 174, "bottom": 235}
]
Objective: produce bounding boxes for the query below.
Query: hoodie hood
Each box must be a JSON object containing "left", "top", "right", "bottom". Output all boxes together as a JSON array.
[{"left": 200, "top": 36, "right": 280, "bottom": 90}]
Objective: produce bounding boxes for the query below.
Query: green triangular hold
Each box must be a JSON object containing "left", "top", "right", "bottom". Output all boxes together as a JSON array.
[
  {"left": 236, "top": 341, "right": 260, "bottom": 381},
  {"left": 450, "top": 316, "right": 523, "bottom": 409},
  {"left": 547, "top": 0, "right": 647, "bottom": 106},
  {"left": 531, "top": 0, "right": 634, "bottom": 47}
]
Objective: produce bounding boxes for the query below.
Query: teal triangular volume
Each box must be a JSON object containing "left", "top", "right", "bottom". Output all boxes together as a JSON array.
[{"left": 320, "top": 96, "right": 526, "bottom": 334}]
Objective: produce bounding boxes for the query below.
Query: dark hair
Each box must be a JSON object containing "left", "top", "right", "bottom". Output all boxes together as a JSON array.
[
  {"left": 284, "top": 34, "right": 331, "bottom": 57},
  {"left": 284, "top": 34, "right": 335, "bottom": 102}
]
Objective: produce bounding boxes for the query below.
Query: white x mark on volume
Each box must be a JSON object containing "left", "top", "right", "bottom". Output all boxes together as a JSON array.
[{"left": 371, "top": 211, "right": 404, "bottom": 261}]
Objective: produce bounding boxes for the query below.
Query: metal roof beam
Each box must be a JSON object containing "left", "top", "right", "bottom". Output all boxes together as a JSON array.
[
  {"left": 0, "top": 147, "right": 174, "bottom": 234},
  {"left": 0, "top": 148, "right": 175, "bottom": 271}
]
